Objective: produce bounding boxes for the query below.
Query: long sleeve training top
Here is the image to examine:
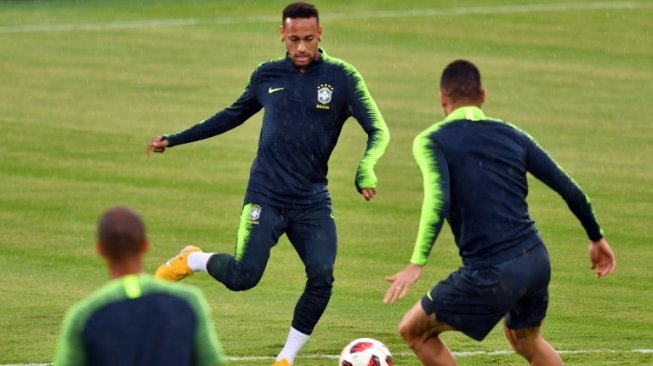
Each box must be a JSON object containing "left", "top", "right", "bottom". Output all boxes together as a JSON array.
[
  {"left": 411, "top": 106, "right": 602, "bottom": 267},
  {"left": 164, "top": 49, "right": 390, "bottom": 207}
]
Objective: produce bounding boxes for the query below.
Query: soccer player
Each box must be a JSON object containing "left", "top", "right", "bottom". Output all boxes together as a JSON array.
[
  {"left": 53, "top": 207, "right": 225, "bottom": 366},
  {"left": 146, "top": 2, "right": 389, "bottom": 366},
  {"left": 384, "top": 60, "right": 615, "bottom": 366}
]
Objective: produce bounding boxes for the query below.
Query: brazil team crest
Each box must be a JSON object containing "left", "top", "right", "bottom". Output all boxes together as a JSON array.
[
  {"left": 250, "top": 204, "right": 262, "bottom": 222},
  {"left": 316, "top": 84, "right": 334, "bottom": 109}
]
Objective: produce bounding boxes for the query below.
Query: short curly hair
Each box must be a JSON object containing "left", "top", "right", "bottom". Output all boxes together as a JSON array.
[{"left": 282, "top": 2, "right": 319, "bottom": 24}]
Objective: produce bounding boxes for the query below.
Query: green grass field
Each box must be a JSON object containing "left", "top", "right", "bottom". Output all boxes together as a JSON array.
[{"left": 1, "top": 0, "right": 652, "bottom": 365}]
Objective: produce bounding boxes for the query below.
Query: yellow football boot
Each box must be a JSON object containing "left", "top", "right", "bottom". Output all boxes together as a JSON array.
[
  {"left": 154, "top": 245, "right": 202, "bottom": 281},
  {"left": 272, "top": 359, "right": 291, "bottom": 366}
]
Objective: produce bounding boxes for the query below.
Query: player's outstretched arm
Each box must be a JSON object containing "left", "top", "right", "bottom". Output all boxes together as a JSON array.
[
  {"left": 146, "top": 135, "right": 169, "bottom": 157},
  {"left": 589, "top": 237, "right": 616, "bottom": 278}
]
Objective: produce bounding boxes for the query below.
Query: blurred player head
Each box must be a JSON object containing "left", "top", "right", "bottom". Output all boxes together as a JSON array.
[
  {"left": 440, "top": 59, "right": 487, "bottom": 115},
  {"left": 280, "top": 2, "right": 323, "bottom": 70},
  {"left": 97, "top": 207, "right": 148, "bottom": 276}
]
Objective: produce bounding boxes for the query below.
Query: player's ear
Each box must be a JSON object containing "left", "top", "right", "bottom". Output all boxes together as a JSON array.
[
  {"left": 96, "top": 241, "right": 106, "bottom": 257},
  {"left": 480, "top": 88, "right": 487, "bottom": 104},
  {"left": 440, "top": 91, "right": 452, "bottom": 116},
  {"left": 279, "top": 24, "right": 285, "bottom": 42},
  {"left": 318, "top": 26, "right": 323, "bottom": 42},
  {"left": 140, "top": 238, "right": 150, "bottom": 254},
  {"left": 440, "top": 90, "right": 447, "bottom": 108}
]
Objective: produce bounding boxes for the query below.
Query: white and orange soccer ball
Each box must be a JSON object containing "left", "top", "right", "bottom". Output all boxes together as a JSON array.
[{"left": 338, "top": 338, "right": 394, "bottom": 366}]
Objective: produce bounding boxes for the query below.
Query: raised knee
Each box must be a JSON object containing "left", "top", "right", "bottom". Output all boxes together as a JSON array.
[
  {"left": 225, "top": 280, "right": 255, "bottom": 291},
  {"left": 224, "top": 270, "right": 261, "bottom": 291}
]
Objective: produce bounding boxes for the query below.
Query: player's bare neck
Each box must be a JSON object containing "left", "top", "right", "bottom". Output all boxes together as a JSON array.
[
  {"left": 446, "top": 101, "right": 483, "bottom": 115},
  {"left": 107, "top": 259, "right": 144, "bottom": 279}
]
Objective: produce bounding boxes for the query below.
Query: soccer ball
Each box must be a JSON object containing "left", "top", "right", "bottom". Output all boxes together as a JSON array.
[{"left": 338, "top": 338, "right": 394, "bottom": 366}]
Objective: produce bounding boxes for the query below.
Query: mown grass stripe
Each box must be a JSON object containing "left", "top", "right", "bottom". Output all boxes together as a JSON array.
[{"left": 0, "top": 1, "right": 651, "bottom": 33}]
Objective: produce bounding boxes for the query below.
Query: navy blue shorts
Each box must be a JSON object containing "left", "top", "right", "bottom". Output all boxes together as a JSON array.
[{"left": 421, "top": 244, "right": 551, "bottom": 341}]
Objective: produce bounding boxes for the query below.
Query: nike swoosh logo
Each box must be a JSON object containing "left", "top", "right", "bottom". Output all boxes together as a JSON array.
[{"left": 268, "top": 87, "right": 284, "bottom": 94}]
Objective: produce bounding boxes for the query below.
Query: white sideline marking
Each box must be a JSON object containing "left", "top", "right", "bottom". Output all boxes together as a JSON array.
[
  {"left": 0, "top": 1, "right": 652, "bottom": 34},
  {"left": 5, "top": 349, "right": 653, "bottom": 365}
]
